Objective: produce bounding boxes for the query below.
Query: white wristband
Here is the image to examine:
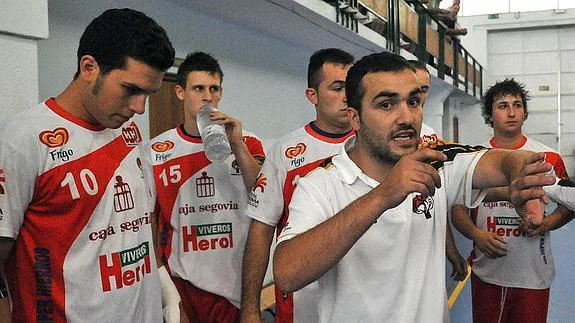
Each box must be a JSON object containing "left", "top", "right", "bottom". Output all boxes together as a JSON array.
[{"left": 158, "top": 266, "right": 181, "bottom": 323}]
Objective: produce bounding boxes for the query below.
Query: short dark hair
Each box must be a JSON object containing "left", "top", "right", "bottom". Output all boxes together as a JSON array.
[
  {"left": 307, "top": 48, "right": 354, "bottom": 89},
  {"left": 407, "top": 59, "right": 429, "bottom": 74},
  {"left": 75, "top": 8, "right": 175, "bottom": 78},
  {"left": 176, "top": 52, "right": 224, "bottom": 88},
  {"left": 346, "top": 52, "right": 415, "bottom": 112},
  {"left": 482, "top": 78, "right": 529, "bottom": 126}
]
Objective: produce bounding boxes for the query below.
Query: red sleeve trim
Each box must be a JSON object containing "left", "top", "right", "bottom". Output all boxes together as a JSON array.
[{"left": 545, "top": 151, "right": 568, "bottom": 179}]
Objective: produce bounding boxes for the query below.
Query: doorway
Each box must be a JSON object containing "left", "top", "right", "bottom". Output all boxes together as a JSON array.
[{"left": 148, "top": 74, "right": 184, "bottom": 139}]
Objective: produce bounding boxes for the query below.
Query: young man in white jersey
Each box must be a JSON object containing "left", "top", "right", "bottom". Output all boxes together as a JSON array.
[
  {"left": 451, "top": 79, "right": 574, "bottom": 323},
  {"left": 0, "top": 9, "right": 179, "bottom": 322},
  {"left": 273, "top": 52, "right": 556, "bottom": 322},
  {"left": 240, "top": 48, "right": 355, "bottom": 323},
  {"left": 409, "top": 59, "right": 468, "bottom": 281},
  {"left": 151, "top": 52, "right": 265, "bottom": 322}
]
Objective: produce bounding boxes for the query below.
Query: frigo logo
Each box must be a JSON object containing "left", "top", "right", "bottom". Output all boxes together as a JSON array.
[
  {"left": 284, "top": 143, "right": 306, "bottom": 159},
  {"left": 152, "top": 140, "right": 175, "bottom": 153},
  {"left": 39, "top": 127, "right": 69, "bottom": 148}
]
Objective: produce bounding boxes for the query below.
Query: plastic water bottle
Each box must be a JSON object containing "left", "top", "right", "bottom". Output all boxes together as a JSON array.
[{"left": 196, "top": 105, "right": 231, "bottom": 162}]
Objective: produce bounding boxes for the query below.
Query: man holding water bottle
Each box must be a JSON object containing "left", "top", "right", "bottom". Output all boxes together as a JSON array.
[{"left": 150, "top": 52, "right": 265, "bottom": 322}]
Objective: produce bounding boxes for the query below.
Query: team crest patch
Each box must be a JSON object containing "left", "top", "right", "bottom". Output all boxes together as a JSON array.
[
  {"left": 418, "top": 134, "right": 439, "bottom": 146},
  {"left": 412, "top": 195, "right": 434, "bottom": 219},
  {"left": 121, "top": 122, "right": 142, "bottom": 147},
  {"left": 285, "top": 143, "right": 306, "bottom": 158},
  {"left": 152, "top": 141, "right": 175, "bottom": 152},
  {"left": 196, "top": 172, "right": 215, "bottom": 198},
  {"left": 253, "top": 173, "right": 267, "bottom": 193},
  {"left": 113, "top": 175, "right": 134, "bottom": 212},
  {"left": 39, "top": 127, "right": 69, "bottom": 148}
]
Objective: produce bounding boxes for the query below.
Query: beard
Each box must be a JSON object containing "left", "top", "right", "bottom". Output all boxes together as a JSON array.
[
  {"left": 91, "top": 74, "right": 104, "bottom": 95},
  {"left": 358, "top": 117, "right": 417, "bottom": 164}
]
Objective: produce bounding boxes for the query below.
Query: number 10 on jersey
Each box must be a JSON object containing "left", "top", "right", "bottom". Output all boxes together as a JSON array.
[{"left": 61, "top": 169, "right": 99, "bottom": 200}]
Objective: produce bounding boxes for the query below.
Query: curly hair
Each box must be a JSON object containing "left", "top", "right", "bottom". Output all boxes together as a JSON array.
[{"left": 481, "top": 78, "right": 529, "bottom": 126}]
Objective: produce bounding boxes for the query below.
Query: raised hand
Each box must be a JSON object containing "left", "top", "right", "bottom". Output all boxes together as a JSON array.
[
  {"left": 509, "top": 152, "right": 555, "bottom": 226},
  {"left": 210, "top": 110, "right": 244, "bottom": 147},
  {"left": 379, "top": 148, "right": 447, "bottom": 210}
]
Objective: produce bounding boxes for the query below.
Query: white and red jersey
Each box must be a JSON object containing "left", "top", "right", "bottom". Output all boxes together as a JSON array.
[
  {"left": 419, "top": 122, "right": 440, "bottom": 145},
  {"left": 470, "top": 135, "right": 568, "bottom": 289},
  {"left": 0, "top": 98, "right": 161, "bottom": 322},
  {"left": 278, "top": 139, "right": 487, "bottom": 322},
  {"left": 246, "top": 122, "right": 354, "bottom": 323},
  {"left": 151, "top": 126, "right": 264, "bottom": 308}
]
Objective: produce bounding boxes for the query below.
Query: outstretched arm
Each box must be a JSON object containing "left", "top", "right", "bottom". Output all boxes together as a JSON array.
[{"left": 473, "top": 150, "right": 555, "bottom": 225}]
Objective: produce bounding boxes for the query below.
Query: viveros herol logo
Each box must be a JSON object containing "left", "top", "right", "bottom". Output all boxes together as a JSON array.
[
  {"left": 285, "top": 143, "right": 306, "bottom": 167},
  {"left": 99, "top": 242, "right": 151, "bottom": 292},
  {"left": 182, "top": 222, "right": 233, "bottom": 252}
]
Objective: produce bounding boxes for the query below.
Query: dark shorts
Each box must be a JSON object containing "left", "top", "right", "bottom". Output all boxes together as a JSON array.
[
  {"left": 172, "top": 276, "right": 240, "bottom": 323},
  {"left": 471, "top": 272, "right": 549, "bottom": 323}
]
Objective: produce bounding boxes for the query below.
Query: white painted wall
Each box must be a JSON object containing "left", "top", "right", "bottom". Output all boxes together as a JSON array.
[
  {"left": 0, "top": 34, "right": 40, "bottom": 124},
  {"left": 0, "top": 0, "right": 48, "bottom": 39},
  {"left": 0, "top": 0, "right": 48, "bottom": 124},
  {"left": 456, "top": 9, "right": 575, "bottom": 174},
  {"left": 459, "top": 8, "right": 575, "bottom": 68}
]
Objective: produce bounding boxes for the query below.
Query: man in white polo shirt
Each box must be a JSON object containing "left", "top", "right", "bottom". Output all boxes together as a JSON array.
[{"left": 273, "top": 52, "right": 555, "bottom": 322}]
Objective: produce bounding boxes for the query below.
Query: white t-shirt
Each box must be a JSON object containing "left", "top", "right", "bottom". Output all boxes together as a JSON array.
[
  {"left": 0, "top": 98, "right": 161, "bottom": 322},
  {"left": 151, "top": 126, "right": 264, "bottom": 307},
  {"left": 278, "top": 139, "right": 487, "bottom": 322},
  {"left": 470, "top": 136, "right": 568, "bottom": 289}
]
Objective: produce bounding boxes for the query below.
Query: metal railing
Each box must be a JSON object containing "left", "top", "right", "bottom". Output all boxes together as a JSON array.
[{"left": 325, "top": 0, "right": 484, "bottom": 99}]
